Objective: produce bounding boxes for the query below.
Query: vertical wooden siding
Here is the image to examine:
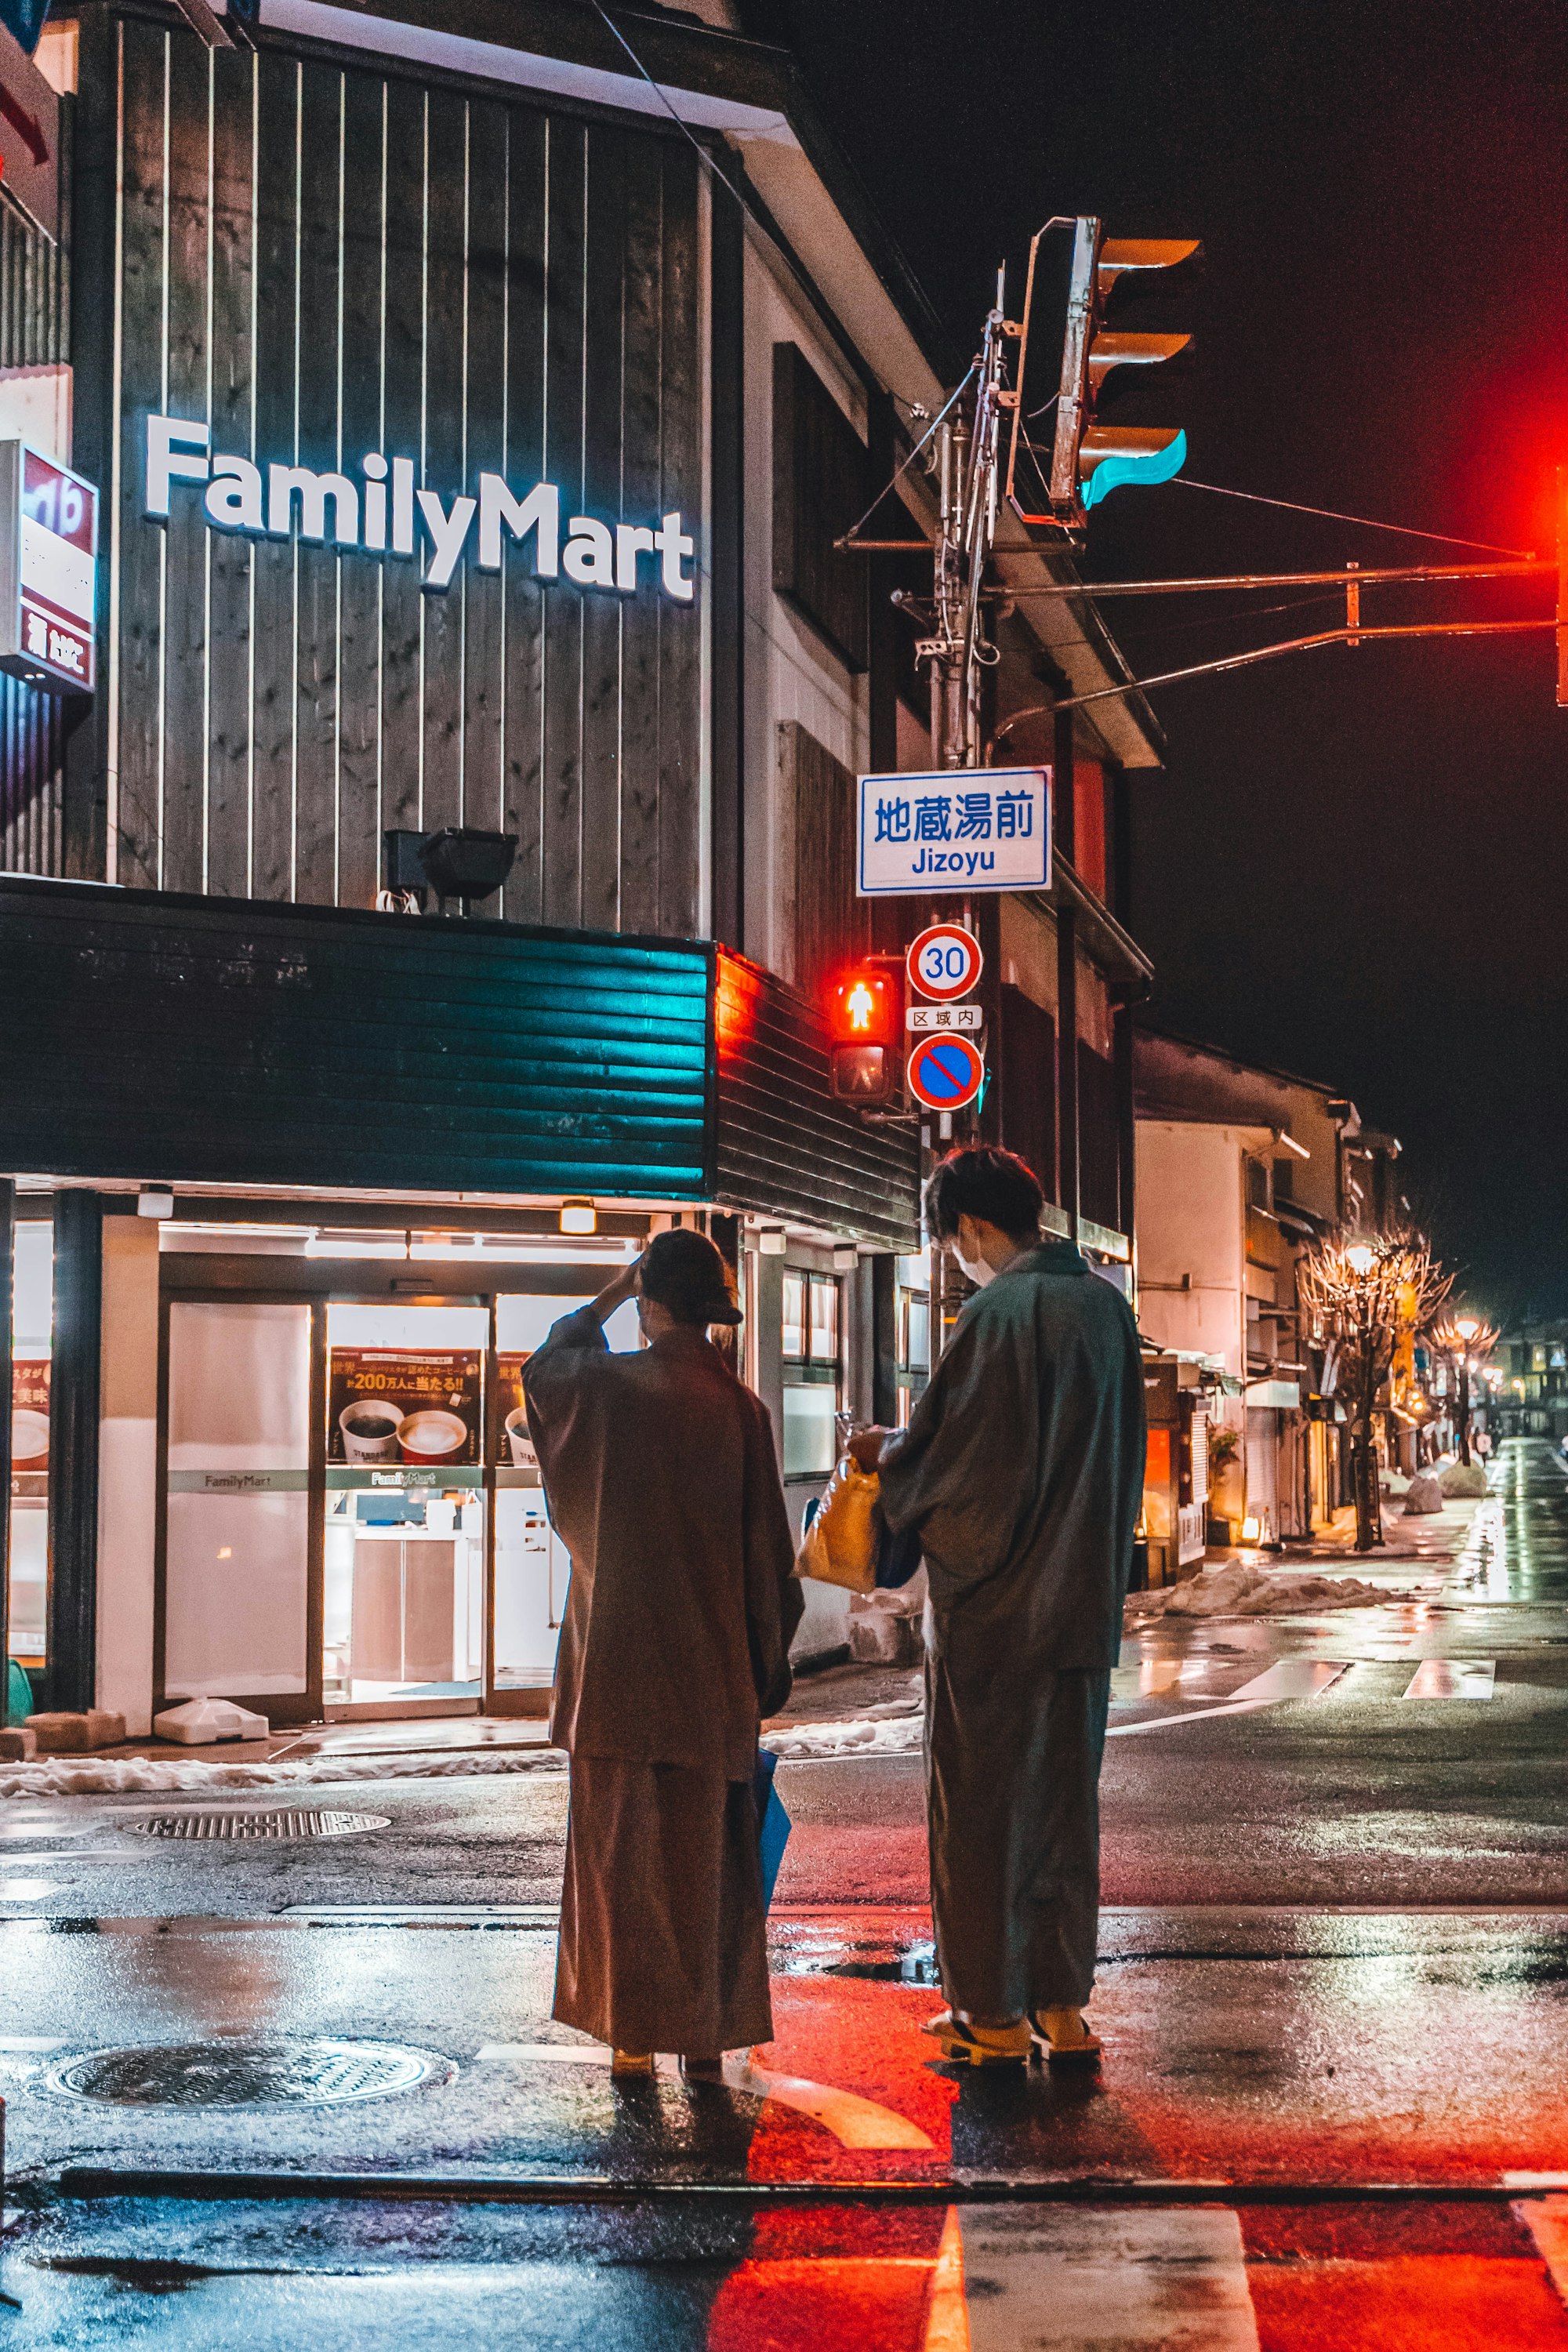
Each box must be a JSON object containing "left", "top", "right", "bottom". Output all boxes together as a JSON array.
[
  {"left": 0, "top": 171, "right": 71, "bottom": 874},
  {"left": 110, "top": 21, "right": 703, "bottom": 932}
]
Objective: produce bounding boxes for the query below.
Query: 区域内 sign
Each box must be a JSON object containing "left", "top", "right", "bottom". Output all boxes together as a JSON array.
[
  {"left": 0, "top": 440, "right": 98, "bottom": 694},
  {"left": 143, "top": 415, "right": 695, "bottom": 602},
  {"left": 857, "top": 768, "right": 1050, "bottom": 897}
]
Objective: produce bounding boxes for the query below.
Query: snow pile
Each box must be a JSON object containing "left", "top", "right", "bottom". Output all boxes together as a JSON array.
[
  {"left": 1439, "top": 1460, "right": 1490, "bottom": 1498},
  {"left": 0, "top": 1746, "right": 567, "bottom": 1801},
  {"left": 1128, "top": 1560, "right": 1392, "bottom": 1620},
  {"left": 763, "top": 1715, "right": 923, "bottom": 1762}
]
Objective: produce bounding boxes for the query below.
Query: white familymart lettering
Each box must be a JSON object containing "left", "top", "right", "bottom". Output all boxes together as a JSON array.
[{"left": 143, "top": 415, "right": 695, "bottom": 601}]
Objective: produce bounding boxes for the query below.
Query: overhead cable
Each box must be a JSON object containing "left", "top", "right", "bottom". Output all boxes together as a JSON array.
[{"left": 1172, "top": 476, "right": 1536, "bottom": 559}]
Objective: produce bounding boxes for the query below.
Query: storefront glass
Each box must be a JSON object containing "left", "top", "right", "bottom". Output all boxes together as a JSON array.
[
  {"left": 7, "top": 1220, "right": 52, "bottom": 1669},
  {"left": 491, "top": 1292, "right": 638, "bottom": 1697},
  {"left": 323, "top": 1303, "right": 490, "bottom": 1708},
  {"left": 164, "top": 1301, "right": 312, "bottom": 1698}
]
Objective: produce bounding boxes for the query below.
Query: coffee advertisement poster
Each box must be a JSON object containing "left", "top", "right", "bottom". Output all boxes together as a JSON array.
[
  {"left": 329, "top": 1349, "right": 482, "bottom": 1467},
  {"left": 496, "top": 1353, "right": 536, "bottom": 1468},
  {"left": 12, "top": 1358, "right": 49, "bottom": 1472}
]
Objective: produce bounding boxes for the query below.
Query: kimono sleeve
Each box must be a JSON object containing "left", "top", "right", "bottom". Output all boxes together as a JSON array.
[
  {"left": 741, "top": 1392, "right": 804, "bottom": 1718},
  {"left": 519, "top": 1308, "right": 609, "bottom": 1556},
  {"left": 875, "top": 1305, "right": 1033, "bottom": 1589}
]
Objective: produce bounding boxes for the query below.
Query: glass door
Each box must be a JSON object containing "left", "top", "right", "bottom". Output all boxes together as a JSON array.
[
  {"left": 161, "top": 1299, "right": 318, "bottom": 1721},
  {"left": 487, "top": 1289, "right": 639, "bottom": 1715},
  {"left": 323, "top": 1301, "right": 489, "bottom": 1712}
]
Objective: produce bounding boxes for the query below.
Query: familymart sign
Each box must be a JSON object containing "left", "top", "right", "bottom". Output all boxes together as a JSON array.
[{"left": 144, "top": 416, "right": 696, "bottom": 601}]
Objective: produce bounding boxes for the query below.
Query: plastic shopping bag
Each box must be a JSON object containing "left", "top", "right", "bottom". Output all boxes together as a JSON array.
[{"left": 793, "top": 1454, "right": 880, "bottom": 1594}]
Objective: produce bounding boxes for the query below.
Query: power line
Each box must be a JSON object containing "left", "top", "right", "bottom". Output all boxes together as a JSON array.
[{"left": 1172, "top": 476, "right": 1537, "bottom": 559}]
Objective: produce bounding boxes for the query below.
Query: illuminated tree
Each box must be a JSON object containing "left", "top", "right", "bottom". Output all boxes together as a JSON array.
[
  {"left": 1297, "top": 1233, "right": 1452, "bottom": 1552},
  {"left": 1429, "top": 1313, "right": 1499, "bottom": 1467}
]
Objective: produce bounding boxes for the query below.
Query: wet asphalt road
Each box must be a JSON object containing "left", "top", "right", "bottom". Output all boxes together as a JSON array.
[{"left": 2, "top": 1436, "right": 1568, "bottom": 2345}]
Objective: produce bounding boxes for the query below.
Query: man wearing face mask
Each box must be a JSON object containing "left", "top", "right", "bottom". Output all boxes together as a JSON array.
[
  {"left": 522, "top": 1227, "right": 800, "bottom": 2079},
  {"left": 851, "top": 1146, "right": 1145, "bottom": 2068}
]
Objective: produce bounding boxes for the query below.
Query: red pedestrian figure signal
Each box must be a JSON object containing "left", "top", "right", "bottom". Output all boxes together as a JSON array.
[
  {"left": 828, "top": 963, "right": 898, "bottom": 1103},
  {"left": 907, "top": 1031, "right": 985, "bottom": 1113}
]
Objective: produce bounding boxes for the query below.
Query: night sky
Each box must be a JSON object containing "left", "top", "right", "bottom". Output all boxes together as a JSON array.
[{"left": 750, "top": 0, "right": 1568, "bottom": 1319}]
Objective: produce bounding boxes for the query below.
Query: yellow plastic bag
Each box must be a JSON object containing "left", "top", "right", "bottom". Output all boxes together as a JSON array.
[{"left": 793, "top": 1454, "right": 880, "bottom": 1594}]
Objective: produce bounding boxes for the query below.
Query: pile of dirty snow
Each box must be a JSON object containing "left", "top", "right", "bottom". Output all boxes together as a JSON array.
[
  {"left": 763, "top": 1715, "right": 923, "bottom": 1762},
  {"left": 0, "top": 1746, "right": 567, "bottom": 1801},
  {"left": 1128, "top": 1560, "right": 1392, "bottom": 1621}
]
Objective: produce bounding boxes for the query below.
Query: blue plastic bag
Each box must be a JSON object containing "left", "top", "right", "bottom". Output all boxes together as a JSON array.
[{"left": 753, "top": 1748, "right": 790, "bottom": 1911}]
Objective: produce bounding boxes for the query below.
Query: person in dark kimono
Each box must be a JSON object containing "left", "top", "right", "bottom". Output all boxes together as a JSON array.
[
  {"left": 853, "top": 1147, "right": 1145, "bottom": 2067},
  {"left": 522, "top": 1228, "right": 802, "bottom": 2079}
]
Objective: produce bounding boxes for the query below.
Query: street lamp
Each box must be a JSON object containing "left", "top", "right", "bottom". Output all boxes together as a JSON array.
[
  {"left": 1297, "top": 1232, "right": 1451, "bottom": 1553},
  {"left": 1431, "top": 1312, "right": 1498, "bottom": 1467}
]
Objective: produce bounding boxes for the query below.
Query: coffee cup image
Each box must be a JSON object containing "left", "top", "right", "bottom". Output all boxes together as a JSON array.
[
  {"left": 398, "top": 1407, "right": 470, "bottom": 1465},
  {"left": 339, "top": 1399, "right": 404, "bottom": 1461},
  {"left": 504, "top": 1405, "right": 537, "bottom": 1466},
  {"left": 12, "top": 1407, "right": 49, "bottom": 1468}
]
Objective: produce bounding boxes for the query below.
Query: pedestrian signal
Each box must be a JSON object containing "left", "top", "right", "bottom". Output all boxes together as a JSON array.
[{"left": 828, "top": 964, "right": 898, "bottom": 1104}]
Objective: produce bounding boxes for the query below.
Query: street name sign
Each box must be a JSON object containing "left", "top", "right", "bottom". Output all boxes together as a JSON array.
[
  {"left": 858, "top": 767, "right": 1051, "bottom": 897},
  {"left": 907, "top": 923, "right": 983, "bottom": 1001},
  {"left": 906, "top": 1032, "right": 985, "bottom": 1112},
  {"left": 0, "top": 440, "right": 98, "bottom": 692},
  {"left": 907, "top": 1002, "right": 982, "bottom": 1033}
]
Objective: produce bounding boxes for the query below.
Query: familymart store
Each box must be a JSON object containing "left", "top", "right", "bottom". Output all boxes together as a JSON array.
[{"left": 0, "top": 882, "right": 917, "bottom": 1734}]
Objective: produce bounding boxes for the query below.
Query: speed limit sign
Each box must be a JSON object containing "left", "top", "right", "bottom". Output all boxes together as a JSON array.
[{"left": 907, "top": 924, "right": 982, "bottom": 1003}]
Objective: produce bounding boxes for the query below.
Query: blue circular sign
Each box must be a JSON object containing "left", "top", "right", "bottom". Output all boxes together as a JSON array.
[{"left": 907, "top": 1033, "right": 984, "bottom": 1112}]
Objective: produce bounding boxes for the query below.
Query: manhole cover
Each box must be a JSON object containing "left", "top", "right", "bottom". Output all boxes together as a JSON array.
[
  {"left": 127, "top": 1809, "right": 390, "bottom": 1841},
  {"left": 47, "top": 2038, "right": 452, "bottom": 2106}
]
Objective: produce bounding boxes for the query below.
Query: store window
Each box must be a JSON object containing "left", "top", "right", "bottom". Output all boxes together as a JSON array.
[
  {"left": 895, "top": 1281, "right": 930, "bottom": 1428},
  {"left": 8, "top": 1221, "right": 53, "bottom": 1674},
  {"left": 782, "top": 1270, "right": 840, "bottom": 1477}
]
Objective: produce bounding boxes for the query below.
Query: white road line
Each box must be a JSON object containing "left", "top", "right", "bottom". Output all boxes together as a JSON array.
[
  {"left": 951, "top": 2205, "right": 1260, "bottom": 2350},
  {"left": 1402, "top": 1658, "right": 1497, "bottom": 1699},
  {"left": 474, "top": 2042, "right": 933, "bottom": 2151},
  {"left": 1106, "top": 1697, "right": 1279, "bottom": 1738},
  {"left": 1515, "top": 2196, "right": 1568, "bottom": 2308}
]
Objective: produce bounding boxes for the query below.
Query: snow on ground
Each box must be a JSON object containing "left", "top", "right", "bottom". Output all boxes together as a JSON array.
[
  {"left": 762, "top": 1715, "right": 923, "bottom": 1761},
  {"left": 0, "top": 1746, "right": 568, "bottom": 1801},
  {"left": 1127, "top": 1559, "right": 1416, "bottom": 1620}
]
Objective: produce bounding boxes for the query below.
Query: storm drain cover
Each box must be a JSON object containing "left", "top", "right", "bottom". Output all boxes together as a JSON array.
[
  {"left": 127, "top": 1809, "right": 390, "bottom": 1841},
  {"left": 47, "top": 2038, "right": 452, "bottom": 2107}
]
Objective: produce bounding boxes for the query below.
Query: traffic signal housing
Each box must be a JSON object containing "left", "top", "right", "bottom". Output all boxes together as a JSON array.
[
  {"left": 827, "top": 964, "right": 899, "bottom": 1105},
  {"left": 1007, "top": 216, "right": 1200, "bottom": 537}
]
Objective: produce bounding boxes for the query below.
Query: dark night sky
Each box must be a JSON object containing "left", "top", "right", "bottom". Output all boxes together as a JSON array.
[{"left": 751, "top": 0, "right": 1568, "bottom": 1319}]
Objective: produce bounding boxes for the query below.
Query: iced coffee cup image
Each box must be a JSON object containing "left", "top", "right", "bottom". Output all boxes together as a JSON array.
[
  {"left": 504, "top": 1405, "right": 537, "bottom": 1466},
  {"left": 339, "top": 1398, "right": 404, "bottom": 1460},
  {"left": 398, "top": 1407, "right": 469, "bottom": 1465}
]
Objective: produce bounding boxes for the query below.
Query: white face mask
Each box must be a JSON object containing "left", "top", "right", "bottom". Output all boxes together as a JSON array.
[{"left": 951, "top": 1236, "right": 993, "bottom": 1289}]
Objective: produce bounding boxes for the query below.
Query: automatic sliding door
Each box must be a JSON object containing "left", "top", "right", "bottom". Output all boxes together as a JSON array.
[{"left": 162, "top": 1301, "right": 314, "bottom": 1715}]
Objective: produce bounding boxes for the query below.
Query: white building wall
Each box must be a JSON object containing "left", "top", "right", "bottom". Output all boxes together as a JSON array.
[
  {"left": 1134, "top": 1121, "right": 1247, "bottom": 1377},
  {"left": 739, "top": 227, "right": 869, "bottom": 983},
  {"left": 96, "top": 1218, "right": 161, "bottom": 1736}
]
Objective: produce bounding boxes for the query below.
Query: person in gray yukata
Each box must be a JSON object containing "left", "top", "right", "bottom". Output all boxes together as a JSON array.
[
  {"left": 522, "top": 1228, "right": 801, "bottom": 2082},
  {"left": 853, "top": 1146, "right": 1146, "bottom": 2067}
]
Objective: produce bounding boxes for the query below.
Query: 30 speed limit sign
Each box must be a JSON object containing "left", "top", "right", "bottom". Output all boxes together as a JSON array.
[{"left": 906, "top": 924, "right": 982, "bottom": 1003}]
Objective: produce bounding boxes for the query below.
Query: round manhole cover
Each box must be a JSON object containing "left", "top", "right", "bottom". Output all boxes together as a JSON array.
[
  {"left": 127, "top": 1809, "right": 390, "bottom": 1841},
  {"left": 47, "top": 2038, "right": 453, "bottom": 2107}
]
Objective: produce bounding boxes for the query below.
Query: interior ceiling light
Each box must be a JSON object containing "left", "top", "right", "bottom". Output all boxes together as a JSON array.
[
  {"left": 559, "top": 1200, "right": 597, "bottom": 1236},
  {"left": 757, "top": 1228, "right": 787, "bottom": 1257}
]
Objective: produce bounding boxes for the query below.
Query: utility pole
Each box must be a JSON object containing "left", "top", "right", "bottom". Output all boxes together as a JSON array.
[{"left": 920, "top": 271, "right": 1010, "bottom": 771}]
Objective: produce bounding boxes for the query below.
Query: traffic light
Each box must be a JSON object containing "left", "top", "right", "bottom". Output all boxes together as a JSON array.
[
  {"left": 827, "top": 964, "right": 898, "bottom": 1104},
  {"left": 1007, "top": 217, "right": 1200, "bottom": 537}
]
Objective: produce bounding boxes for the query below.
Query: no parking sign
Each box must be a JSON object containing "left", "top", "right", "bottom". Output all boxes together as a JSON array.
[{"left": 906, "top": 1031, "right": 985, "bottom": 1112}]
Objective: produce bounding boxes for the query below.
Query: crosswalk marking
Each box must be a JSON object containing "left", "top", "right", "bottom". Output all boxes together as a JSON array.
[
  {"left": 1228, "top": 1660, "right": 1348, "bottom": 1702},
  {"left": 1403, "top": 1658, "right": 1497, "bottom": 1699},
  {"left": 474, "top": 2042, "right": 933, "bottom": 2151},
  {"left": 951, "top": 2205, "right": 1260, "bottom": 2350},
  {"left": 1515, "top": 2197, "right": 1568, "bottom": 2308}
]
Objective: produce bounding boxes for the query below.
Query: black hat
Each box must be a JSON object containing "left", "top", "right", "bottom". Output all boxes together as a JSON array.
[{"left": 640, "top": 1228, "right": 743, "bottom": 1327}]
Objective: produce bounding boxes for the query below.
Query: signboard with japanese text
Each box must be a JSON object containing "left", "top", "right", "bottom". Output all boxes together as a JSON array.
[
  {"left": 858, "top": 768, "right": 1050, "bottom": 897},
  {"left": 0, "top": 441, "right": 97, "bottom": 692}
]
